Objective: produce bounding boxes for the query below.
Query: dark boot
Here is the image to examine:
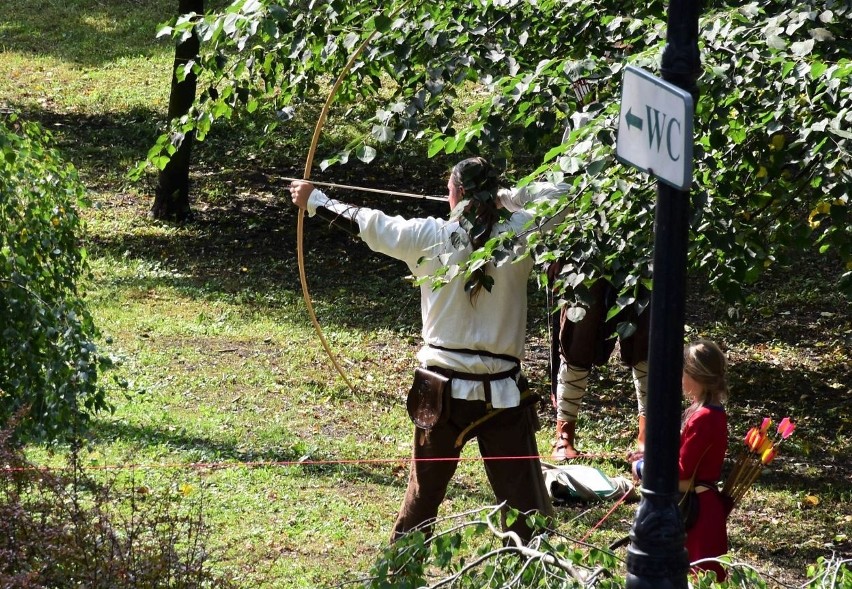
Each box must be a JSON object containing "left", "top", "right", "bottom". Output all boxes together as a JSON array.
[{"left": 551, "top": 420, "right": 579, "bottom": 461}]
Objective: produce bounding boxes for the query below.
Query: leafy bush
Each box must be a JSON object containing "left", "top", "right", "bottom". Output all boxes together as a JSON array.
[
  {"left": 362, "top": 505, "right": 851, "bottom": 588},
  {"left": 0, "top": 415, "right": 236, "bottom": 588},
  {"left": 363, "top": 506, "right": 624, "bottom": 588},
  {"left": 0, "top": 114, "right": 106, "bottom": 442}
]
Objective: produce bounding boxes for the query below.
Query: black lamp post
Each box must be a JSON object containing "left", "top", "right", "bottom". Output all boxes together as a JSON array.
[{"left": 625, "top": 1, "right": 702, "bottom": 588}]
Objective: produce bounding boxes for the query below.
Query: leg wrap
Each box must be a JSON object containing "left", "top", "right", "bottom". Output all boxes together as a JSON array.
[
  {"left": 632, "top": 360, "right": 648, "bottom": 415},
  {"left": 556, "top": 362, "right": 589, "bottom": 422}
]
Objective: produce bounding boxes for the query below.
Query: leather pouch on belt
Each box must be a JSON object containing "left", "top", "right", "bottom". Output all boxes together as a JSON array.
[{"left": 406, "top": 367, "right": 451, "bottom": 429}]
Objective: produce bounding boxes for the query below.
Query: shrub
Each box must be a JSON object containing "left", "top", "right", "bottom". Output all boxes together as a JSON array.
[
  {"left": 0, "top": 114, "right": 106, "bottom": 442},
  {"left": 0, "top": 415, "right": 236, "bottom": 588}
]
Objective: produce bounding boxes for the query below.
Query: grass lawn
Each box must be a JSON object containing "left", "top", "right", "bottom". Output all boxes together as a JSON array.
[{"left": 2, "top": 1, "right": 850, "bottom": 587}]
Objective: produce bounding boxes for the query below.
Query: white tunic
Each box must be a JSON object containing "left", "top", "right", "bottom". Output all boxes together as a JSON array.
[{"left": 306, "top": 182, "right": 568, "bottom": 408}]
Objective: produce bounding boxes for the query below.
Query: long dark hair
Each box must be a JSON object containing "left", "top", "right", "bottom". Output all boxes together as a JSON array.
[{"left": 449, "top": 157, "right": 500, "bottom": 303}]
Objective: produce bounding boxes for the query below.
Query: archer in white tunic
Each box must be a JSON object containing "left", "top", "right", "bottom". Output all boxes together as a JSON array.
[{"left": 289, "top": 158, "right": 568, "bottom": 543}]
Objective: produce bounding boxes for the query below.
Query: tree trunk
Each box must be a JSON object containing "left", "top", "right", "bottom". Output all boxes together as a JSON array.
[{"left": 151, "top": 0, "right": 204, "bottom": 222}]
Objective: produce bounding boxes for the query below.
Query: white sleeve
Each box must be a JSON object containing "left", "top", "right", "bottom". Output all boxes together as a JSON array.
[
  {"left": 306, "top": 188, "right": 442, "bottom": 269},
  {"left": 499, "top": 182, "right": 574, "bottom": 238},
  {"left": 498, "top": 182, "right": 572, "bottom": 211}
]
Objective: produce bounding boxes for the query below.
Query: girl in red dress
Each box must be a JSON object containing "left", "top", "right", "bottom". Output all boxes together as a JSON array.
[{"left": 631, "top": 339, "right": 729, "bottom": 581}]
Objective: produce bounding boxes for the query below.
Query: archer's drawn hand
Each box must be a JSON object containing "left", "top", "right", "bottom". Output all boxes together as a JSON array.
[{"left": 289, "top": 180, "right": 314, "bottom": 210}]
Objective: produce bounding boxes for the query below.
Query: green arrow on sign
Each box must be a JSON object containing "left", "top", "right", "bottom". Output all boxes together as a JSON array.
[{"left": 626, "top": 108, "right": 643, "bottom": 131}]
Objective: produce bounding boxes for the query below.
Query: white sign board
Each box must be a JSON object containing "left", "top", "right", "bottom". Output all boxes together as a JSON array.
[{"left": 616, "top": 65, "right": 694, "bottom": 191}]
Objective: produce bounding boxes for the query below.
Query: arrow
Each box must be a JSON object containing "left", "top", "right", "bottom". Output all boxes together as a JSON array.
[
  {"left": 280, "top": 177, "right": 446, "bottom": 202},
  {"left": 625, "top": 108, "right": 643, "bottom": 131}
]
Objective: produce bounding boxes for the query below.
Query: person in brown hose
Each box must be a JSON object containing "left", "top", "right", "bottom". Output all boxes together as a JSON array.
[
  {"left": 290, "top": 158, "right": 571, "bottom": 543},
  {"left": 549, "top": 280, "right": 650, "bottom": 460}
]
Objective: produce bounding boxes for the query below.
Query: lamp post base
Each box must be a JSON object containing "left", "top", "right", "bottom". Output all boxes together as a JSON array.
[{"left": 626, "top": 489, "right": 689, "bottom": 589}]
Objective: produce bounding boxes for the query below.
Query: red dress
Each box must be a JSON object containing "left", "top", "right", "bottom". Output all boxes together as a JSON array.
[{"left": 679, "top": 404, "right": 728, "bottom": 581}]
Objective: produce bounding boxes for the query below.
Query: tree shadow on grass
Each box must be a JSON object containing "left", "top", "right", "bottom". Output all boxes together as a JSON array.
[
  {"left": 7, "top": 107, "right": 164, "bottom": 176},
  {"left": 88, "top": 417, "right": 408, "bottom": 490},
  {"left": 12, "top": 107, "right": 278, "bottom": 186},
  {"left": 88, "top": 210, "right": 427, "bottom": 336}
]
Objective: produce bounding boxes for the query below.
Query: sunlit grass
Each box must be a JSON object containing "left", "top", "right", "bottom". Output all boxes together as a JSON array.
[
  {"left": 0, "top": 0, "right": 175, "bottom": 113},
  {"left": 0, "top": 52, "right": 170, "bottom": 112}
]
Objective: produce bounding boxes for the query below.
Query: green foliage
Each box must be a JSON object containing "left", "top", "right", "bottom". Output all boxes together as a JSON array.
[
  {"left": 364, "top": 506, "right": 624, "bottom": 588},
  {"left": 367, "top": 530, "right": 430, "bottom": 588},
  {"left": 687, "top": 555, "right": 852, "bottom": 588},
  {"left": 808, "top": 556, "right": 852, "bottom": 587},
  {"left": 0, "top": 115, "right": 106, "bottom": 442},
  {"left": 364, "top": 508, "right": 851, "bottom": 588},
  {"left": 142, "top": 0, "right": 850, "bottom": 312},
  {"left": 689, "top": 2, "right": 851, "bottom": 301}
]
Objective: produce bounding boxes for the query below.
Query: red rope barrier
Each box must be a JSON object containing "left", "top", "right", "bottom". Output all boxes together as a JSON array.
[
  {"left": 578, "top": 488, "right": 633, "bottom": 544},
  {"left": 1, "top": 451, "right": 626, "bottom": 474}
]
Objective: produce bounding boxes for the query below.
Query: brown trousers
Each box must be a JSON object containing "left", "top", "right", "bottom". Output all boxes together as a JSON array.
[
  {"left": 391, "top": 397, "right": 554, "bottom": 543},
  {"left": 558, "top": 279, "right": 650, "bottom": 369}
]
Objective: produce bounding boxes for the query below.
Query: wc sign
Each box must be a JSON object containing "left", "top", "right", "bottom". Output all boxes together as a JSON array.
[{"left": 616, "top": 65, "right": 694, "bottom": 191}]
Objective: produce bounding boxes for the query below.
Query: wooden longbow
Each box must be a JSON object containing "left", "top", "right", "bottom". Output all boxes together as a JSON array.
[{"left": 297, "top": 6, "right": 408, "bottom": 391}]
